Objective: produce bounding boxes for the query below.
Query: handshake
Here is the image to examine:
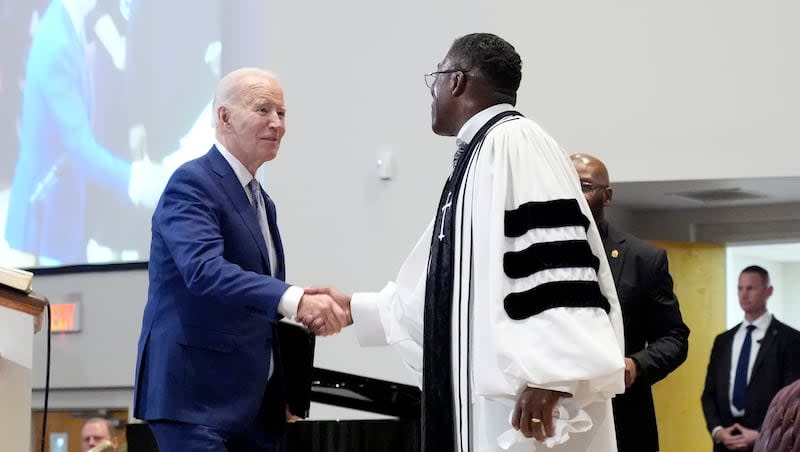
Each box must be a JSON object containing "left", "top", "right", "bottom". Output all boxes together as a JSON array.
[{"left": 296, "top": 287, "right": 352, "bottom": 336}]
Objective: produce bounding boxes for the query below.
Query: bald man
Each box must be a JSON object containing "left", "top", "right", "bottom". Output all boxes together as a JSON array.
[
  {"left": 133, "top": 68, "right": 349, "bottom": 451},
  {"left": 571, "top": 154, "right": 690, "bottom": 452}
]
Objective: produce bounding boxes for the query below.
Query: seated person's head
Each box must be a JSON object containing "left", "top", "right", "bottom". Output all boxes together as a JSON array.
[{"left": 81, "top": 417, "right": 117, "bottom": 452}]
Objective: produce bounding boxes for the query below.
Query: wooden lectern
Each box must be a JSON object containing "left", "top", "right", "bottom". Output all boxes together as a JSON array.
[{"left": 0, "top": 285, "right": 47, "bottom": 452}]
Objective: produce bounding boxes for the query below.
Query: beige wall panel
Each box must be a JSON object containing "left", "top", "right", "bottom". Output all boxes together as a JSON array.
[{"left": 648, "top": 241, "right": 726, "bottom": 452}]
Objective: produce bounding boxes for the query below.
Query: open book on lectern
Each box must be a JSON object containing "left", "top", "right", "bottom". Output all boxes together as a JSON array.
[
  {"left": 0, "top": 270, "right": 47, "bottom": 332},
  {"left": 0, "top": 266, "right": 34, "bottom": 293}
]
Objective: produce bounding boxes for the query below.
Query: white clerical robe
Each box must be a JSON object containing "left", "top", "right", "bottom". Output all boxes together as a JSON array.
[{"left": 351, "top": 106, "right": 625, "bottom": 452}]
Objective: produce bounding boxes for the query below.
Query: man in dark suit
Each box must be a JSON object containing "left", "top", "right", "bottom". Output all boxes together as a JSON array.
[
  {"left": 133, "top": 68, "right": 350, "bottom": 451},
  {"left": 571, "top": 154, "right": 690, "bottom": 452},
  {"left": 701, "top": 265, "right": 800, "bottom": 452}
]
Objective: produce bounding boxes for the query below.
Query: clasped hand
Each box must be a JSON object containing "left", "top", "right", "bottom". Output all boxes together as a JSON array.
[
  {"left": 297, "top": 287, "right": 352, "bottom": 336},
  {"left": 715, "top": 423, "right": 759, "bottom": 451},
  {"left": 511, "top": 387, "right": 571, "bottom": 442}
]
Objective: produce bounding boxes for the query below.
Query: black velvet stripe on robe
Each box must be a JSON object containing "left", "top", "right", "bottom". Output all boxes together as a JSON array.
[{"left": 502, "top": 198, "right": 611, "bottom": 320}]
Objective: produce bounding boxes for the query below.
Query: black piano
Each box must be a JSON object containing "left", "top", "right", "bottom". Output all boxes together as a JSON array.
[
  {"left": 282, "top": 367, "right": 421, "bottom": 452},
  {"left": 128, "top": 322, "right": 421, "bottom": 451},
  {"left": 127, "top": 366, "right": 421, "bottom": 452}
]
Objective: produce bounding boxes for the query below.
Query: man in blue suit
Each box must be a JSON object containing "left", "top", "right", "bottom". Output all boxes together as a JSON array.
[
  {"left": 133, "top": 68, "right": 350, "bottom": 451},
  {"left": 5, "top": 0, "right": 162, "bottom": 265}
]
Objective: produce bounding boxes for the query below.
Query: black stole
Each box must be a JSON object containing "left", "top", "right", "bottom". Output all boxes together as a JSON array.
[{"left": 422, "top": 110, "right": 522, "bottom": 452}]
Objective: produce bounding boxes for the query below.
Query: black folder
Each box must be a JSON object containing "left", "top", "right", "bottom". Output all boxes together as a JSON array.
[{"left": 277, "top": 320, "right": 316, "bottom": 418}]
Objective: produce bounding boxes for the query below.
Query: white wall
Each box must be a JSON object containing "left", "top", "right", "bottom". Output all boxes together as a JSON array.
[
  {"left": 31, "top": 269, "right": 147, "bottom": 389},
  {"left": 495, "top": 0, "right": 800, "bottom": 182},
  {"left": 783, "top": 263, "right": 800, "bottom": 327},
  {"left": 30, "top": 0, "right": 800, "bottom": 418}
]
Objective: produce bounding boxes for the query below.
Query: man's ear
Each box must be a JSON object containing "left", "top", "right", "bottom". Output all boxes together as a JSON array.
[
  {"left": 603, "top": 187, "right": 613, "bottom": 207},
  {"left": 217, "top": 106, "right": 230, "bottom": 128},
  {"left": 451, "top": 70, "right": 467, "bottom": 97}
]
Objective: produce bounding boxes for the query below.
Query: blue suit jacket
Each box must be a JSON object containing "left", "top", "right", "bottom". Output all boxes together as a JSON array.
[
  {"left": 134, "top": 146, "right": 290, "bottom": 437},
  {"left": 5, "top": 0, "right": 130, "bottom": 263}
]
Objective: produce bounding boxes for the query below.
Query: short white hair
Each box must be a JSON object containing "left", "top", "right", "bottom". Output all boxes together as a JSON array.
[
  {"left": 212, "top": 67, "right": 278, "bottom": 128},
  {"left": 82, "top": 417, "right": 116, "bottom": 438}
]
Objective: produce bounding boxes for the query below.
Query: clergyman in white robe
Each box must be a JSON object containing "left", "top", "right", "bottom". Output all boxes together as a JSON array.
[{"left": 350, "top": 103, "right": 625, "bottom": 452}]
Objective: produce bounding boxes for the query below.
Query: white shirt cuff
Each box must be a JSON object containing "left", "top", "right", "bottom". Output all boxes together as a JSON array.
[
  {"left": 278, "top": 285, "right": 303, "bottom": 319},
  {"left": 351, "top": 285, "right": 393, "bottom": 346},
  {"left": 711, "top": 426, "right": 723, "bottom": 442}
]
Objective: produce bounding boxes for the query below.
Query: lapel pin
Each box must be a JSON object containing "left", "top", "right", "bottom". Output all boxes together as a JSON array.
[{"left": 611, "top": 249, "right": 619, "bottom": 259}]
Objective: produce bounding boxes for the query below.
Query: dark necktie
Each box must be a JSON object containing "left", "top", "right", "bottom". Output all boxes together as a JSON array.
[
  {"left": 732, "top": 324, "right": 757, "bottom": 410},
  {"left": 247, "top": 178, "right": 274, "bottom": 275},
  {"left": 248, "top": 178, "right": 276, "bottom": 380},
  {"left": 247, "top": 178, "right": 261, "bottom": 208},
  {"left": 453, "top": 141, "right": 469, "bottom": 168}
]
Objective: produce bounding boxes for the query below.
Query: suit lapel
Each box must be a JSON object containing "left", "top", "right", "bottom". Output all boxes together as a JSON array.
[
  {"left": 263, "top": 193, "right": 285, "bottom": 281},
  {"left": 720, "top": 327, "right": 737, "bottom": 402},
  {"left": 207, "top": 147, "right": 272, "bottom": 269},
  {"left": 751, "top": 319, "right": 780, "bottom": 377},
  {"left": 603, "top": 223, "right": 627, "bottom": 287}
]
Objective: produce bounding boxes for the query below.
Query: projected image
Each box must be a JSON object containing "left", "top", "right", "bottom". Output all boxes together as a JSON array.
[{"left": 0, "top": 0, "right": 221, "bottom": 268}]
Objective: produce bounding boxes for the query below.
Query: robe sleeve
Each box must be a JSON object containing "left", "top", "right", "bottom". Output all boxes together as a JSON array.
[
  {"left": 473, "top": 119, "right": 625, "bottom": 403},
  {"left": 349, "top": 221, "right": 435, "bottom": 388}
]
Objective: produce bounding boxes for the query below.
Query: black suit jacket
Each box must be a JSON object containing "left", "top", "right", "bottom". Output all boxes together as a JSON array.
[
  {"left": 602, "top": 221, "right": 690, "bottom": 452},
  {"left": 701, "top": 317, "right": 800, "bottom": 452}
]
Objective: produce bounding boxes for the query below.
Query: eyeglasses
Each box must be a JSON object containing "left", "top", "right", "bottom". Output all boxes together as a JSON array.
[
  {"left": 580, "top": 181, "right": 609, "bottom": 194},
  {"left": 424, "top": 69, "right": 469, "bottom": 89}
]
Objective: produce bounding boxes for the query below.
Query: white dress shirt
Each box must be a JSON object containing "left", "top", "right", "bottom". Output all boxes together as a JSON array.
[{"left": 728, "top": 312, "right": 772, "bottom": 417}]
